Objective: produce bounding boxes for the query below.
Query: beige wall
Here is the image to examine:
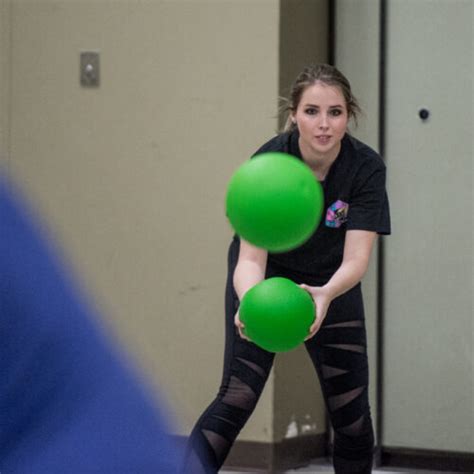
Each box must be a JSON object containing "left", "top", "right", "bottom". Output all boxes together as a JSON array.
[
  {"left": 0, "top": 0, "right": 11, "bottom": 164},
  {"left": 334, "top": 0, "right": 382, "bottom": 439},
  {"left": 4, "top": 0, "right": 281, "bottom": 441}
]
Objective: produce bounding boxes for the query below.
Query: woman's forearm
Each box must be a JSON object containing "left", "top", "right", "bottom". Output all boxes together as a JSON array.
[
  {"left": 322, "top": 258, "right": 369, "bottom": 300},
  {"left": 323, "top": 230, "right": 376, "bottom": 300},
  {"left": 233, "top": 260, "right": 266, "bottom": 301},
  {"left": 233, "top": 239, "right": 268, "bottom": 301}
]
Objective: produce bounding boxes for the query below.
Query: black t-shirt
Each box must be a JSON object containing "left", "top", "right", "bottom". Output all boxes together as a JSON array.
[{"left": 239, "top": 129, "right": 391, "bottom": 284}]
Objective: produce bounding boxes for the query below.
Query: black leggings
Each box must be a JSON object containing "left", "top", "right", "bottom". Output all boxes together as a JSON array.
[{"left": 182, "top": 242, "right": 374, "bottom": 473}]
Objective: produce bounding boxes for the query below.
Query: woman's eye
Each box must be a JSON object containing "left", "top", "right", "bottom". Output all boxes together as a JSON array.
[
  {"left": 305, "top": 108, "right": 318, "bottom": 115},
  {"left": 330, "top": 109, "right": 342, "bottom": 116}
]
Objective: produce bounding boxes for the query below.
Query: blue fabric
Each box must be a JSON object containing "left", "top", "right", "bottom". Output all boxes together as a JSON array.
[{"left": 0, "top": 175, "right": 179, "bottom": 473}]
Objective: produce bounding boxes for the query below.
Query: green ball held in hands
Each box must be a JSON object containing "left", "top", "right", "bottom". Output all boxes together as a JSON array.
[
  {"left": 225, "top": 152, "right": 324, "bottom": 252},
  {"left": 239, "top": 277, "right": 316, "bottom": 352}
]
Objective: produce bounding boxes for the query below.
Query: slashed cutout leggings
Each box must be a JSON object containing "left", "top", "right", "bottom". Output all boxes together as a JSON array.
[{"left": 182, "top": 241, "right": 374, "bottom": 473}]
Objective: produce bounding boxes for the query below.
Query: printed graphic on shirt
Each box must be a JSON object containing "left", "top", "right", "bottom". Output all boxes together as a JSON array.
[{"left": 326, "top": 200, "right": 349, "bottom": 228}]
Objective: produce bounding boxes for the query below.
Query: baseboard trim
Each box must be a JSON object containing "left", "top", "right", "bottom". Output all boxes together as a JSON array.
[
  {"left": 380, "top": 446, "right": 474, "bottom": 473},
  {"left": 224, "top": 433, "right": 326, "bottom": 472},
  {"left": 173, "top": 435, "right": 474, "bottom": 472}
]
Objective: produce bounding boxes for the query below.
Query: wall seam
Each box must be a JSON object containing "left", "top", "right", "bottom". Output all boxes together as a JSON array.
[{"left": 375, "top": 0, "right": 388, "bottom": 465}]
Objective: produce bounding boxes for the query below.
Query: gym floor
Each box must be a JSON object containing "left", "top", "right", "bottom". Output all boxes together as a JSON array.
[{"left": 221, "top": 457, "right": 462, "bottom": 473}]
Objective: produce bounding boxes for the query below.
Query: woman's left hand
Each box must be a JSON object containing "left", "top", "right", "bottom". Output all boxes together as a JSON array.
[{"left": 299, "top": 284, "right": 332, "bottom": 340}]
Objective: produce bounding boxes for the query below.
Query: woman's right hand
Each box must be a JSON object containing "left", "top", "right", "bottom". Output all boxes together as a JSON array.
[{"left": 234, "top": 310, "right": 250, "bottom": 341}]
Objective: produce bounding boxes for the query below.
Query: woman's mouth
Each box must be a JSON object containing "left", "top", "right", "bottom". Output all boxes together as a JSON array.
[{"left": 315, "top": 135, "right": 331, "bottom": 145}]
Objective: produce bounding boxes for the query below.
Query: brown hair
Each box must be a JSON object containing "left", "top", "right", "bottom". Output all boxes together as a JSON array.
[{"left": 282, "top": 64, "right": 361, "bottom": 132}]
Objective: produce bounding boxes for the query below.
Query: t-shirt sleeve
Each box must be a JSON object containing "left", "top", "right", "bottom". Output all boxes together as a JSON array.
[
  {"left": 252, "top": 132, "right": 292, "bottom": 157},
  {"left": 347, "top": 163, "right": 391, "bottom": 235}
]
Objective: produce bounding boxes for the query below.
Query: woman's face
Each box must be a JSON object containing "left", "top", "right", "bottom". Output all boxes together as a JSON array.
[{"left": 292, "top": 82, "right": 349, "bottom": 162}]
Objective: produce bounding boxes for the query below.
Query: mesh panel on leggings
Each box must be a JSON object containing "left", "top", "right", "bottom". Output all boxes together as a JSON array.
[
  {"left": 202, "top": 429, "right": 230, "bottom": 457},
  {"left": 321, "top": 364, "right": 349, "bottom": 379},
  {"left": 200, "top": 351, "right": 271, "bottom": 467},
  {"left": 328, "top": 386, "right": 365, "bottom": 412},
  {"left": 339, "top": 414, "right": 366, "bottom": 436},
  {"left": 221, "top": 375, "right": 257, "bottom": 410},
  {"left": 319, "top": 320, "right": 369, "bottom": 437},
  {"left": 324, "top": 320, "right": 365, "bottom": 329},
  {"left": 325, "top": 343, "right": 366, "bottom": 353},
  {"left": 310, "top": 316, "right": 374, "bottom": 472},
  {"left": 180, "top": 446, "right": 209, "bottom": 474},
  {"left": 182, "top": 340, "right": 274, "bottom": 473},
  {"left": 236, "top": 356, "right": 267, "bottom": 377}
]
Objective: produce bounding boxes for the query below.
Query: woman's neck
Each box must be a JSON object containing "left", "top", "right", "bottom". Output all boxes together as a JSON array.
[{"left": 299, "top": 139, "right": 341, "bottom": 181}]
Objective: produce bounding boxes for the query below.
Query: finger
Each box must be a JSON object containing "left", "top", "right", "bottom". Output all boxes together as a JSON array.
[
  {"left": 235, "top": 322, "right": 245, "bottom": 331},
  {"left": 234, "top": 314, "right": 245, "bottom": 328},
  {"left": 309, "top": 315, "right": 319, "bottom": 332},
  {"left": 304, "top": 320, "right": 322, "bottom": 341},
  {"left": 304, "top": 326, "right": 316, "bottom": 341},
  {"left": 304, "top": 328, "right": 319, "bottom": 341}
]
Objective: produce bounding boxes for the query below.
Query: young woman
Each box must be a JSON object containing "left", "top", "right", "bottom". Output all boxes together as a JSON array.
[{"left": 183, "top": 64, "right": 391, "bottom": 474}]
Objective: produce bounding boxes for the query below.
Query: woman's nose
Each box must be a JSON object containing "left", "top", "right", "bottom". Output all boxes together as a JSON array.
[{"left": 318, "top": 114, "right": 329, "bottom": 129}]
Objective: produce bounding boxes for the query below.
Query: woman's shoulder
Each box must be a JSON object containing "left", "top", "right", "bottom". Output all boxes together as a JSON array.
[
  {"left": 343, "top": 134, "right": 386, "bottom": 171},
  {"left": 253, "top": 130, "right": 294, "bottom": 156}
]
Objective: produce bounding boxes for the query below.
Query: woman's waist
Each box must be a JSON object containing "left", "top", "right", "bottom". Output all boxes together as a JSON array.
[{"left": 266, "top": 255, "right": 342, "bottom": 285}]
